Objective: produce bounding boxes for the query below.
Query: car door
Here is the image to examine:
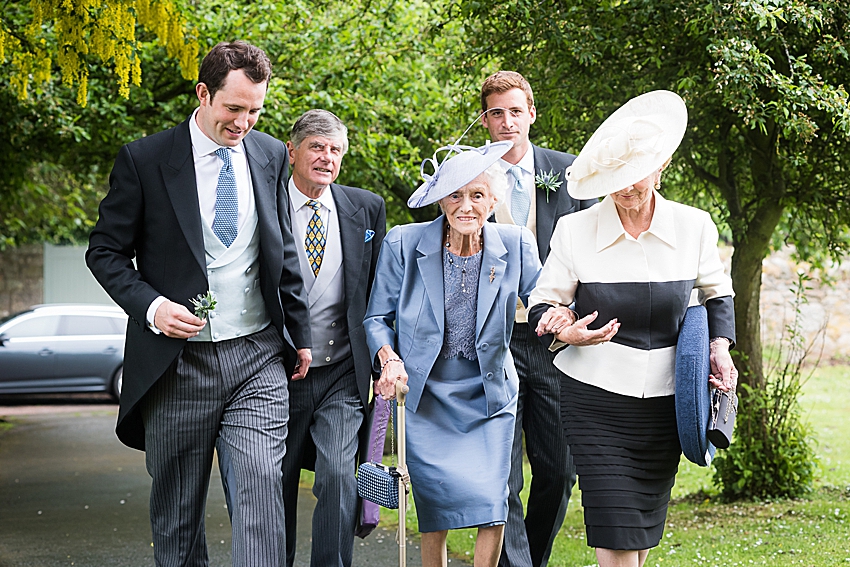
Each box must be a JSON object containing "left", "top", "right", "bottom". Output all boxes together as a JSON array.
[
  {"left": 0, "top": 314, "right": 60, "bottom": 393},
  {"left": 53, "top": 314, "right": 125, "bottom": 392}
]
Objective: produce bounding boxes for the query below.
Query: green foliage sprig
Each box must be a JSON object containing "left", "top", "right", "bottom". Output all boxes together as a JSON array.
[
  {"left": 534, "top": 169, "right": 563, "bottom": 203},
  {"left": 190, "top": 291, "right": 217, "bottom": 321}
]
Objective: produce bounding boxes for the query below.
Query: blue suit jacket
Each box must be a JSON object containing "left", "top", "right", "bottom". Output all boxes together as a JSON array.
[{"left": 364, "top": 216, "right": 541, "bottom": 416}]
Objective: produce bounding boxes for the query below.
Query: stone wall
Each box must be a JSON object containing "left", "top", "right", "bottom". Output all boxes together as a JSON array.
[
  {"left": 760, "top": 247, "right": 850, "bottom": 364},
  {"left": 0, "top": 244, "right": 43, "bottom": 319}
]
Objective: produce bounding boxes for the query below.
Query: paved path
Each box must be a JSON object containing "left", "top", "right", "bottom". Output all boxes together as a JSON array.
[{"left": 0, "top": 399, "right": 469, "bottom": 566}]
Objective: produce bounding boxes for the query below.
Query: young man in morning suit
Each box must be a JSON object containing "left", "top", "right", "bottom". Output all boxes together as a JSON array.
[
  {"left": 86, "top": 41, "right": 311, "bottom": 566},
  {"left": 218, "top": 109, "right": 386, "bottom": 566},
  {"left": 481, "top": 71, "right": 596, "bottom": 567}
]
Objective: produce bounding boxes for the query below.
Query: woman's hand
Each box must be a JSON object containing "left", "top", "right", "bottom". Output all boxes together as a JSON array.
[
  {"left": 709, "top": 338, "right": 738, "bottom": 392},
  {"left": 376, "top": 345, "right": 408, "bottom": 400},
  {"left": 538, "top": 309, "right": 619, "bottom": 346},
  {"left": 535, "top": 306, "right": 577, "bottom": 336}
]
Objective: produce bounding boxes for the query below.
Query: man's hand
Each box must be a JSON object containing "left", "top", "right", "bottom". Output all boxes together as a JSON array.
[
  {"left": 154, "top": 300, "right": 206, "bottom": 338},
  {"left": 291, "top": 348, "right": 312, "bottom": 381}
]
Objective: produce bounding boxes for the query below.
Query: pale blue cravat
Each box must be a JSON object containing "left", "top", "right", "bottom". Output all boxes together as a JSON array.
[
  {"left": 212, "top": 147, "right": 238, "bottom": 247},
  {"left": 508, "top": 165, "right": 530, "bottom": 227}
]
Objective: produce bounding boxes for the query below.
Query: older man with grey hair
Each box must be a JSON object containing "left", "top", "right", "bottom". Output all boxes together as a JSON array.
[
  {"left": 281, "top": 109, "right": 386, "bottom": 567},
  {"left": 217, "top": 109, "right": 386, "bottom": 566}
]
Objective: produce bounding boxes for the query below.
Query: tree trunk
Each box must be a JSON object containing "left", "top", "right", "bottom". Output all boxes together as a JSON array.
[{"left": 729, "top": 200, "right": 784, "bottom": 391}]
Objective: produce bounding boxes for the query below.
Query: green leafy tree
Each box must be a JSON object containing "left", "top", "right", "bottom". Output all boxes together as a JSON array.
[
  {"left": 191, "top": 0, "right": 474, "bottom": 225},
  {"left": 453, "top": 0, "right": 850, "bottom": 496},
  {"left": 454, "top": 0, "right": 850, "bottom": 392}
]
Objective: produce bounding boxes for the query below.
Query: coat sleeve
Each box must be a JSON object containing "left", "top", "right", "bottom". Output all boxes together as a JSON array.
[
  {"left": 695, "top": 212, "right": 736, "bottom": 344},
  {"left": 518, "top": 226, "right": 542, "bottom": 305},
  {"left": 86, "top": 144, "right": 161, "bottom": 325},
  {"left": 363, "top": 226, "right": 404, "bottom": 372},
  {"left": 275, "top": 144, "right": 312, "bottom": 350}
]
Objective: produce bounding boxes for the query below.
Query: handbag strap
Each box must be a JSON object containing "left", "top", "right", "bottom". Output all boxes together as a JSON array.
[{"left": 369, "top": 398, "right": 397, "bottom": 466}]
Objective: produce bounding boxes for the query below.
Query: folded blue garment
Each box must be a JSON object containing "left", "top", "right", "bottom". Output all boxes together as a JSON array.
[{"left": 675, "top": 305, "right": 716, "bottom": 466}]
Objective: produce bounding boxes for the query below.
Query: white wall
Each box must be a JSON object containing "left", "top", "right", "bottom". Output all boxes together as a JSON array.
[{"left": 43, "top": 244, "right": 115, "bottom": 305}]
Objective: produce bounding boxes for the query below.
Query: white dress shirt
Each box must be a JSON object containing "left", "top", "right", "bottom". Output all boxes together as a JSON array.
[{"left": 145, "top": 110, "right": 254, "bottom": 331}]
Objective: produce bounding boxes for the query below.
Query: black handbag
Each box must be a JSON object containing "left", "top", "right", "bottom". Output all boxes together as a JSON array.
[
  {"left": 356, "top": 398, "right": 408, "bottom": 509},
  {"left": 707, "top": 388, "right": 738, "bottom": 449}
]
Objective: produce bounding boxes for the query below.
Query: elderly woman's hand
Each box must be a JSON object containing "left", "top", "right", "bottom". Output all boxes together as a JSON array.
[
  {"left": 537, "top": 309, "right": 619, "bottom": 346},
  {"left": 709, "top": 338, "right": 738, "bottom": 392},
  {"left": 376, "top": 345, "right": 409, "bottom": 400},
  {"left": 535, "top": 306, "right": 577, "bottom": 336}
]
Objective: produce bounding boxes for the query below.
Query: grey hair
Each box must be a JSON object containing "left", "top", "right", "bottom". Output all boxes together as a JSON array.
[
  {"left": 289, "top": 109, "right": 349, "bottom": 154},
  {"left": 481, "top": 163, "right": 508, "bottom": 213}
]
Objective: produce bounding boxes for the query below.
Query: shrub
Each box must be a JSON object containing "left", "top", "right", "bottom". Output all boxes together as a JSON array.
[{"left": 712, "top": 273, "right": 819, "bottom": 500}]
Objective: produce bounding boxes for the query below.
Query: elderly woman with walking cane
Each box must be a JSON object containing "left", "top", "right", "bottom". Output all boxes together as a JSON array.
[{"left": 364, "top": 138, "right": 541, "bottom": 567}]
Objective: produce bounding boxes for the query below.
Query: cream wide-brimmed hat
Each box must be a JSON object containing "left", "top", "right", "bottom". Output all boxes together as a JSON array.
[
  {"left": 407, "top": 140, "right": 512, "bottom": 208},
  {"left": 566, "top": 90, "right": 688, "bottom": 200}
]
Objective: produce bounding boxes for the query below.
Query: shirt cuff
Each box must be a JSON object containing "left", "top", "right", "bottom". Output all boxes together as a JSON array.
[{"left": 146, "top": 296, "right": 168, "bottom": 334}]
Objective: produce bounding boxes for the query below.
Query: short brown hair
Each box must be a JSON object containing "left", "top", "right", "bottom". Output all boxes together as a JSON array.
[
  {"left": 198, "top": 41, "right": 272, "bottom": 100},
  {"left": 480, "top": 71, "right": 535, "bottom": 112}
]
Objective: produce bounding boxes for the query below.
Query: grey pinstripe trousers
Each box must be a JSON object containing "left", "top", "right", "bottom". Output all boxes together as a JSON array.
[
  {"left": 499, "top": 322, "right": 576, "bottom": 567},
  {"left": 141, "top": 325, "right": 288, "bottom": 567},
  {"left": 282, "top": 357, "right": 363, "bottom": 567}
]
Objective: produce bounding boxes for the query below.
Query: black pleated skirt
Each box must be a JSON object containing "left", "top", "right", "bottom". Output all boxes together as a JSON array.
[{"left": 560, "top": 374, "right": 681, "bottom": 550}]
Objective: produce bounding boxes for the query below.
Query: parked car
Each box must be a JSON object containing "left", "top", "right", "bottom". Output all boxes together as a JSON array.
[{"left": 0, "top": 304, "right": 127, "bottom": 400}]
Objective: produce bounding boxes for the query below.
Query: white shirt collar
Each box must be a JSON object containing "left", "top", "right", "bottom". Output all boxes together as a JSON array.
[
  {"left": 188, "top": 108, "right": 246, "bottom": 157},
  {"left": 499, "top": 144, "right": 535, "bottom": 175},
  {"left": 288, "top": 176, "right": 335, "bottom": 213},
  {"left": 596, "top": 189, "right": 677, "bottom": 252}
]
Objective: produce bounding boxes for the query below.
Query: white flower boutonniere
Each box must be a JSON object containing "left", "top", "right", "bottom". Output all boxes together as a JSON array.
[
  {"left": 190, "top": 291, "right": 217, "bottom": 321},
  {"left": 535, "top": 169, "right": 564, "bottom": 203}
]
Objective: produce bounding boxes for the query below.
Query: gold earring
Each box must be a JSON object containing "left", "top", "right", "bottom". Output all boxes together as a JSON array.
[{"left": 654, "top": 179, "right": 661, "bottom": 190}]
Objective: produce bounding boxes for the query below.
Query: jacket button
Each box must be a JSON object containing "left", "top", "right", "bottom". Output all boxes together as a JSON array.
[
  {"left": 329, "top": 340, "right": 334, "bottom": 345},
  {"left": 325, "top": 356, "right": 331, "bottom": 362},
  {"left": 486, "top": 372, "right": 494, "bottom": 379},
  {"left": 244, "top": 287, "right": 250, "bottom": 293},
  {"left": 241, "top": 309, "right": 247, "bottom": 315},
  {"left": 481, "top": 342, "right": 489, "bottom": 351}
]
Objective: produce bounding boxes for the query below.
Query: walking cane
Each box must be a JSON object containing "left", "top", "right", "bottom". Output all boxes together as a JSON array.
[{"left": 395, "top": 380, "right": 410, "bottom": 567}]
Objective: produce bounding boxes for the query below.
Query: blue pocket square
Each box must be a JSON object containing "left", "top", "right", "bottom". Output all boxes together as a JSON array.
[{"left": 365, "top": 229, "right": 375, "bottom": 242}]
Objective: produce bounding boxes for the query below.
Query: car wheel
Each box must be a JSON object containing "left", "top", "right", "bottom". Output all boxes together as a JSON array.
[{"left": 111, "top": 366, "right": 123, "bottom": 401}]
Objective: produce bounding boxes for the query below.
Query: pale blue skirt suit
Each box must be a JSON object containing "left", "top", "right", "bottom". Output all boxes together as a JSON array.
[{"left": 364, "top": 216, "right": 541, "bottom": 531}]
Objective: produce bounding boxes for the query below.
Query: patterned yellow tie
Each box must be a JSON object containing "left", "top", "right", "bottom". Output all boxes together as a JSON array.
[{"left": 304, "top": 200, "right": 326, "bottom": 276}]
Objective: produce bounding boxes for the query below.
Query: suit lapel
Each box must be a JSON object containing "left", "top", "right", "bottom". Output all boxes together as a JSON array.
[
  {"left": 244, "top": 133, "right": 283, "bottom": 279},
  {"left": 161, "top": 120, "right": 206, "bottom": 275},
  {"left": 477, "top": 223, "right": 508, "bottom": 337},
  {"left": 533, "top": 145, "right": 558, "bottom": 264},
  {"left": 415, "top": 217, "right": 446, "bottom": 335},
  {"left": 333, "top": 185, "right": 364, "bottom": 312}
]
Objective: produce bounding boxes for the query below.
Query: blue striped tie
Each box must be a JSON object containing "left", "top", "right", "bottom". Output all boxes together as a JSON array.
[
  {"left": 212, "top": 147, "right": 238, "bottom": 247},
  {"left": 304, "top": 200, "right": 326, "bottom": 277},
  {"left": 508, "top": 165, "right": 530, "bottom": 227}
]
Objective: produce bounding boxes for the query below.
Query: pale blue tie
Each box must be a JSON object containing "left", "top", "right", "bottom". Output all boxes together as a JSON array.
[
  {"left": 508, "top": 165, "right": 530, "bottom": 227},
  {"left": 212, "top": 147, "right": 238, "bottom": 247}
]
